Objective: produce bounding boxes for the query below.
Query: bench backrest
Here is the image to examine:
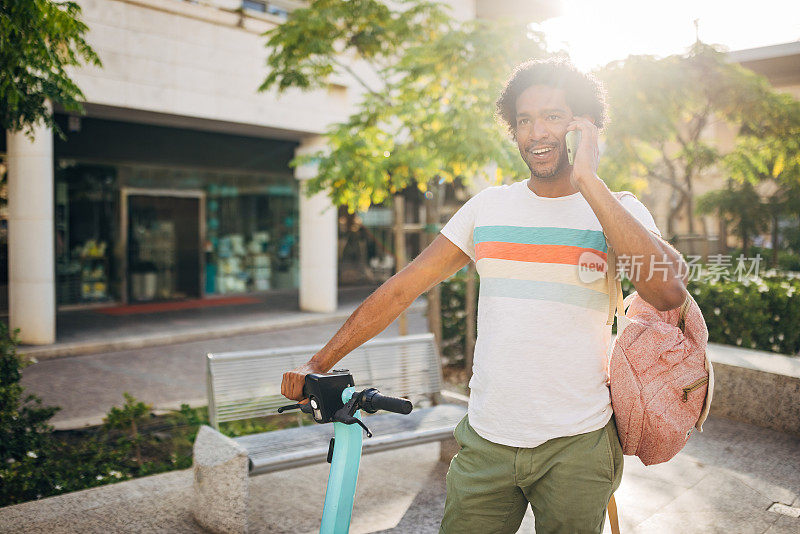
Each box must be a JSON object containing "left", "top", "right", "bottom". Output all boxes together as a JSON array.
[{"left": 206, "top": 333, "right": 443, "bottom": 429}]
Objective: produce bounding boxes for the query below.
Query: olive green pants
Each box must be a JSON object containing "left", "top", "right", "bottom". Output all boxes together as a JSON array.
[{"left": 439, "top": 414, "right": 624, "bottom": 534}]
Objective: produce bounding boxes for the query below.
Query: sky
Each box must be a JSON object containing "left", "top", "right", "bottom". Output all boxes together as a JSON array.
[{"left": 529, "top": 0, "right": 800, "bottom": 73}]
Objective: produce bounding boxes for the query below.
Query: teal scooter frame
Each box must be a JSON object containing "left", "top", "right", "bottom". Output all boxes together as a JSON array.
[
  {"left": 278, "top": 370, "right": 413, "bottom": 534},
  {"left": 321, "top": 386, "right": 362, "bottom": 533}
]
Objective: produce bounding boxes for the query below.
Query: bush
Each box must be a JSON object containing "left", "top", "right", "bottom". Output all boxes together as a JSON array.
[
  {"left": 724, "top": 245, "right": 800, "bottom": 273},
  {"left": 688, "top": 270, "right": 800, "bottom": 355},
  {"left": 437, "top": 265, "right": 800, "bottom": 370},
  {"left": 0, "top": 318, "right": 303, "bottom": 507},
  {"left": 440, "top": 269, "right": 478, "bottom": 367},
  {"left": 0, "top": 323, "right": 61, "bottom": 504}
]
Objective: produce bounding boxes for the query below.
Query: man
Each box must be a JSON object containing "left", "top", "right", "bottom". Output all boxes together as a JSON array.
[{"left": 282, "top": 58, "right": 689, "bottom": 533}]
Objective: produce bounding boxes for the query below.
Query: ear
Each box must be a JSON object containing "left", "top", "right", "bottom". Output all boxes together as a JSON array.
[{"left": 578, "top": 115, "right": 595, "bottom": 125}]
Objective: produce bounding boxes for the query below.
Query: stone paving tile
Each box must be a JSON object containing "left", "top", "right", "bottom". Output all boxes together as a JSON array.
[
  {"left": 247, "top": 442, "right": 441, "bottom": 534},
  {"left": 677, "top": 415, "right": 800, "bottom": 504},
  {"left": 764, "top": 514, "right": 800, "bottom": 534},
  {"left": 633, "top": 470, "right": 782, "bottom": 533},
  {"left": 610, "top": 466, "right": 690, "bottom": 532},
  {"left": 372, "top": 460, "right": 450, "bottom": 534}
]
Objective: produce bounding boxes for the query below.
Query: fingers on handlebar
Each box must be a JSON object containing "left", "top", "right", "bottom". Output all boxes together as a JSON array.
[{"left": 281, "top": 371, "right": 305, "bottom": 402}]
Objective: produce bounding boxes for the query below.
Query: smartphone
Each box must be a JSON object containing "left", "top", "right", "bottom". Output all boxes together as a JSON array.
[{"left": 566, "top": 130, "right": 581, "bottom": 166}]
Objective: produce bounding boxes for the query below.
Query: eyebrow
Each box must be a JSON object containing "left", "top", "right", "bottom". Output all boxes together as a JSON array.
[{"left": 517, "top": 108, "right": 568, "bottom": 117}]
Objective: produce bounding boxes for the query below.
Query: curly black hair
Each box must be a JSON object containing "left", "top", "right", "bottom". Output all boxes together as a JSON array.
[{"left": 496, "top": 58, "right": 608, "bottom": 138}]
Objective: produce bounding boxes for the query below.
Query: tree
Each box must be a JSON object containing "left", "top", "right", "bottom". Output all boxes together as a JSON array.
[
  {"left": 596, "top": 41, "right": 777, "bottom": 240},
  {"left": 1, "top": 0, "right": 101, "bottom": 140},
  {"left": 258, "top": 0, "right": 545, "bottom": 212},
  {"left": 695, "top": 178, "right": 770, "bottom": 258},
  {"left": 720, "top": 92, "right": 800, "bottom": 265},
  {"left": 259, "top": 0, "right": 547, "bottom": 344}
]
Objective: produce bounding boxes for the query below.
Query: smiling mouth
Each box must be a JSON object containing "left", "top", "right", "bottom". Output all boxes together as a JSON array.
[{"left": 527, "top": 146, "right": 557, "bottom": 158}]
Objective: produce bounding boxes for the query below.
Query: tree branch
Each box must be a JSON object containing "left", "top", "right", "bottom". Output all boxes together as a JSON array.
[
  {"left": 627, "top": 142, "right": 690, "bottom": 198},
  {"left": 330, "top": 56, "right": 394, "bottom": 107}
]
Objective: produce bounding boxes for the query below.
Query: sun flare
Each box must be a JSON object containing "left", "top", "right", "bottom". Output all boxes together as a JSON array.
[{"left": 529, "top": 0, "right": 800, "bottom": 73}]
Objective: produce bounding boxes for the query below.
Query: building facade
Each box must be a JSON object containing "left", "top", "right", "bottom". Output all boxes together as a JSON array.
[{"left": 1, "top": 0, "right": 556, "bottom": 344}]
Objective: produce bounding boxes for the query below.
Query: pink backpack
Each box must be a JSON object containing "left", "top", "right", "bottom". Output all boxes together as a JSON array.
[{"left": 604, "top": 195, "right": 714, "bottom": 466}]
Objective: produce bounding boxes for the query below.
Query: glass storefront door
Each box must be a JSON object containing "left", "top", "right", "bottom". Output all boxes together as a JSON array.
[{"left": 124, "top": 190, "right": 203, "bottom": 302}]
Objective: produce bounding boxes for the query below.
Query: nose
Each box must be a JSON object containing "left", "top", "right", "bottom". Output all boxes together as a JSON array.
[{"left": 531, "top": 118, "right": 549, "bottom": 139}]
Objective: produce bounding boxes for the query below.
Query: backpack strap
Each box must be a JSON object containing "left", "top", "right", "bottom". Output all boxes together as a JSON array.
[
  {"left": 608, "top": 493, "right": 620, "bottom": 534},
  {"left": 605, "top": 212, "right": 624, "bottom": 534},
  {"left": 676, "top": 293, "right": 691, "bottom": 332},
  {"left": 606, "top": 242, "right": 624, "bottom": 326}
]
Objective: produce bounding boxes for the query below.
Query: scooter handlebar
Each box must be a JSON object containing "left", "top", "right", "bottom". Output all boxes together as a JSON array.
[{"left": 360, "top": 388, "right": 413, "bottom": 415}]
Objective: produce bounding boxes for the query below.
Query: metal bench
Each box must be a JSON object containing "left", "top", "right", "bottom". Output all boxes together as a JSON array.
[{"left": 192, "top": 333, "right": 467, "bottom": 534}]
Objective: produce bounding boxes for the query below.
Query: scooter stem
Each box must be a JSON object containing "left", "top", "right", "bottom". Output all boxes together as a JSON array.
[{"left": 320, "top": 386, "right": 363, "bottom": 534}]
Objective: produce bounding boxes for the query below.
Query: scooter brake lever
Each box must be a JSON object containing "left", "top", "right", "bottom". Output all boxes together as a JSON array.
[
  {"left": 333, "top": 397, "right": 373, "bottom": 437},
  {"left": 277, "top": 402, "right": 312, "bottom": 414},
  {"left": 333, "top": 412, "right": 372, "bottom": 437}
]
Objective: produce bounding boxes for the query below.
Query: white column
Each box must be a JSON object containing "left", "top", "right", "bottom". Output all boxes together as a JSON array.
[
  {"left": 295, "top": 135, "right": 337, "bottom": 313},
  {"left": 6, "top": 103, "right": 56, "bottom": 344}
]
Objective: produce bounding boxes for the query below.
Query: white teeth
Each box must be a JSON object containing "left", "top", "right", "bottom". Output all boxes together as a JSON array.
[{"left": 531, "top": 147, "right": 552, "bottom": 154}]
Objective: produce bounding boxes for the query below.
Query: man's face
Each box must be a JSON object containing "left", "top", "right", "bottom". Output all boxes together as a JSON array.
[{"left": 514, "top": 85, "right": 573, "bottom": 180}]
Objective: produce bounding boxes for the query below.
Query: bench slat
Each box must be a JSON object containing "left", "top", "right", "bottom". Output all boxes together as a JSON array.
[
  {"left": 235, "top": 404, "right": 466, "bottom": 476},
  {"left": 207, "top": 333, "right": 444, "bottom": 428}
]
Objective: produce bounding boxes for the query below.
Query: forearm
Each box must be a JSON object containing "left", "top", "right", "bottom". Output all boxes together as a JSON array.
[
  {"left": 578, "top": 176, "right": 687, "bottom": 310},
  {"left": 308, "top": 273, "right": 419, "bottom": 372},
  {"left": 281, "top": 235, "right": 469, "bottom": 401}
]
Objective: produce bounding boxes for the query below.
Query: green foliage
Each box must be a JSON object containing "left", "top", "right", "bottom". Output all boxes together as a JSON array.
[
  {"left": 0, "top": 316, "right": 306, "bottom": 507},
  {"left": 596, "top": 42, "right": 784, "bottom": 235},
  {"left": 439, "top": 269, "right": 478, "bottom": 366},
  {"left": 260, "top": 0, "right": 450, "bottom": 93},
  {"left": 695, "top": 178, "right": 771, "bottom": 256},
  {"left": 260, "top": 0, "right": 543, "bottom": 211},
  {"left": 715, "top": 95, "right": 800, "bottom": 260},
  {"left": 103, "top": 392, "right": 152, "bottom": 466},
  {"left": 438, "top": 265, "right": 800, "bottom": 372},
  {"left": 0, "top": 322, "right": 61, "bottom": 504},
  {"left": 688, "top": 270, "right": 800, "bottom": 355},
  {"left": 0, "top": 0, "right": 102, "bottom": 140},
  {"left": 0, "top": 383, "right": 303, "bottom": 507}
]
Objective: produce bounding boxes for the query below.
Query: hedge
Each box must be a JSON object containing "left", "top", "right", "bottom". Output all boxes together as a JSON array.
[{"left": 439, "top": 266, "right": 800, "bottom": 366}]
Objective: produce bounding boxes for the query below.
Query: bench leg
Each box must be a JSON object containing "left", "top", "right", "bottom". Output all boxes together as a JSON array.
[
  {"left": 192, "top": 425, "right": 250, "bottom": 534},
  {"left": 439, "top": 435, "right": 460, "bottom": 463}
]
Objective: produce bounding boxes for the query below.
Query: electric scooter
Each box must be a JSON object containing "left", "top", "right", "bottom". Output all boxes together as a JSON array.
[{"left": 278, "top": 369, "right": 413, "bottom": 534}]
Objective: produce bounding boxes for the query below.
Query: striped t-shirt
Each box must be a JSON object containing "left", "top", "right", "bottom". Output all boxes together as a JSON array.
[{"left": 441, "top": 179, "right": 661, "bottom": 447}]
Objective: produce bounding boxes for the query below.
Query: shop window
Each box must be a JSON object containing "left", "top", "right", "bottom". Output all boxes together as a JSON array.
[
  {"left": 205, "top": 182, "right": 298, "bottom": 294},
  {"left": 55, "top": 163, "right": 117, "bottom": 305}
]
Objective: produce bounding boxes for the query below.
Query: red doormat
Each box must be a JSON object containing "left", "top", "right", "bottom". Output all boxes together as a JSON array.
[{"left": 94, "top": 296, "right": 262, "bottom": 316}]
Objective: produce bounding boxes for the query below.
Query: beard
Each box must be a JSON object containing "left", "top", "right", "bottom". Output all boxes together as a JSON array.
[{"left": 520, "top": 142, "right": 569, "bottom": 180}]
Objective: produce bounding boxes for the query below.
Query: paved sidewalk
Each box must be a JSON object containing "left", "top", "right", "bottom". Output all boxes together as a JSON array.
[
  {"left": 16, "top": 286, "right": 384, "bottom": 360},
  {"left": 1, "top": 414, "right": 797, "bottom": 533},
  {"left": 20, "top": 305, "right": 429, "bottom": 429}
]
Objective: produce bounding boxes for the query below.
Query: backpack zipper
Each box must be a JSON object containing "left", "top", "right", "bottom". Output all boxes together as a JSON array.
[{"left": 681, "top": 376, "right": 709, "bottom": 402}]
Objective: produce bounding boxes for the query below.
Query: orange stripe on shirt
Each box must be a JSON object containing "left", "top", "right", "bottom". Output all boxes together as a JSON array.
[{"left": 475, "top": 241, "right": 607, "bottom": 265}]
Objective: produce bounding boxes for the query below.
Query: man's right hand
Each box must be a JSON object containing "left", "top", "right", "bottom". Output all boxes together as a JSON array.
[{"left": 281, "top": 361, "right": 325, "bottom": 401}]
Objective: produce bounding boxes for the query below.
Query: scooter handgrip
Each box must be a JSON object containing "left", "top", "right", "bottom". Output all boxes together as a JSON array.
[{"left": 368, "top": 392, "right": 412, "bottom": 414}]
